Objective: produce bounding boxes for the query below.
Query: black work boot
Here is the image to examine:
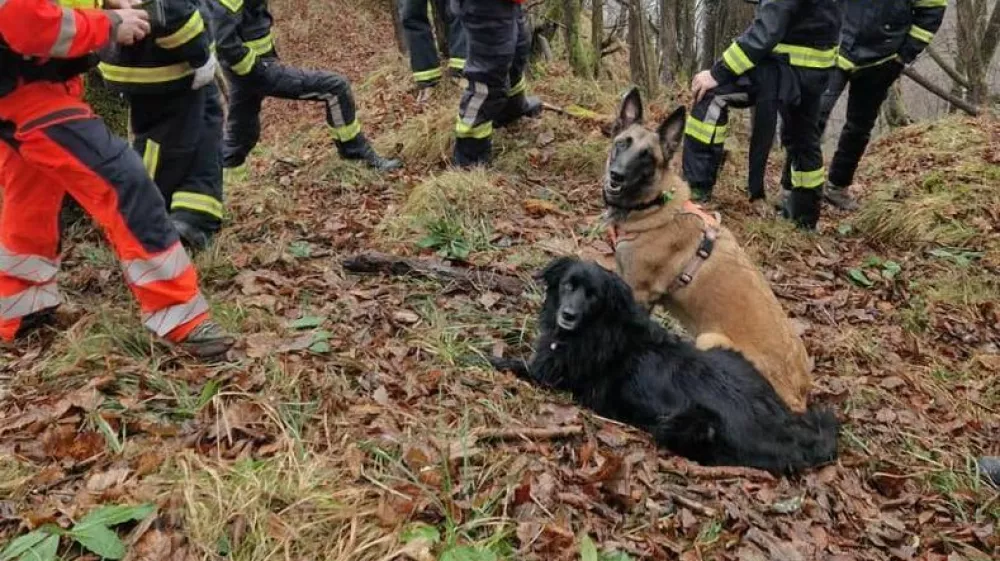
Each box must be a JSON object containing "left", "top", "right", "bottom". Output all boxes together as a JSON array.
[
  {"left": 494, "top": 95, "right": 543, "bottom": 129},
  {"left": 690, "top": 183, "right": 713, "bottom": 203},
  {"left": 171, "top": 217, "right": 212, "bottom": 253},
  {"left": 784, "top": 188, "right": 821, "bottom": 230},
  {"left": 361, "top": 147, "right": 402, "bottom": 173},
  {"left": 979, "top": 457, "right": 1000, "bottom": 487},
  {"left": 823, "top": 182, "right": 859, "bottom": 211},
  {"left": 174, "top": 320, "right": 236, "bottom": 361},
  {"left": 340, "top": 136, "right": 402, "bottom": 173}
]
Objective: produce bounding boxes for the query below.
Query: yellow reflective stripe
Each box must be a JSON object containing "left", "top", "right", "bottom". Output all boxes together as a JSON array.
[
  {"left": 908, "top": 25, "right": 934, "bottom": 43},
  {"left": 914, "top": 0, "right": 947, "bottom": 7},
  {"left": 331, "top": 120, "right": 361, "bottom": 142},
  {"left": 449, "top": 58, "right": 466, "bottom": 70},
  {"left": 773, "top": 44, "right": 838, "bottom": 69},
  {"left": 455, "top": 117, "right": 493, "bottom": 139},
  {"left": 245, "top": 33, "right": 274, "bottom": 55},
  {"left": 684, "top": 115, "right": 727, "bottom": 145},
  {"left": 836, "top": 55, "right": 855, "bottom": 71},
  {"left": 413, "top": 67, "right": 443, "bottom": 82},
  {"left": 508, "top": 76, "right": 527, "bottom": 97},
  {"left": 231, "top": 49, "right": 257, "bottom": 75},
  {"left": 155, "top": 11, "right": 204, "bottom": 49},
  {"left": 98, "top": 62, "right": 194, "bottom": 84},
  {"left": 142, "top": 140, "right": 161, "bottom": 179},
  {"left": 171, "top": 192, "right": 225, "bottom": 219},
  {"left": 791, "top": 167, "right": 825, "bottom": 189},
  {"left": 217, "top": 0, "right": 243, "bottom": 13},
  {"left": 722, "top": 43, "right": 754, "bottom": 75}
]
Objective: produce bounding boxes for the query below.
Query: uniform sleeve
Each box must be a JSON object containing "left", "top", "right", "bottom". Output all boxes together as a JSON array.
[
  {"left": 0, "top": 0, "right": 114, "bottom": 58},
  {"left": 209, "top": 0, "right": 258, "bottom": 76},
  {"left": 709, "top": 0, "right": 801, "bottom": 86},
  {"left": 897, "top": 0, "right": 946, "bottom": 64},
  {"left": 155, "top": 1, "right": 211, "bottom": 68}
]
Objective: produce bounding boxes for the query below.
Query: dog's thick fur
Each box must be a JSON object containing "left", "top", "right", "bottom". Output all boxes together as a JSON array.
[
  {"left": 603, "top": 87, "right": 813, "bottom": 413},
  {"left": 492, "top": 257, "right": 838, "bottom": 474}
]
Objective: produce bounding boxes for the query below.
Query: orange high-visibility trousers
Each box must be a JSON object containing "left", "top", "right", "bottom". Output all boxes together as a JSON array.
[{"left": 0, "top": 82, "right": 210, "bottom": 342}]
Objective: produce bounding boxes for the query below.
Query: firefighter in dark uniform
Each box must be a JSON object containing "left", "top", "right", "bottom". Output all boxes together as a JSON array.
[
  {"left": 0, "top": 0, "right": 235, "bottom": 358},
  {"left": 452, "top": 0, "right": 542, "bottom": 168},
  {"left": 99, "top": 0, "right": 225, "bottom": 251},
  {"left": 684, "top": 0, "right": 841, "bottom": 230},
  {"left": 211, "top": 0, "right": 401, "bottom": 183},
  {"left": 816, "top": 0, "right": 946, "bottom": 211},
  {"left": 400, "top": 0, "right": 467, "bottom": 98}
]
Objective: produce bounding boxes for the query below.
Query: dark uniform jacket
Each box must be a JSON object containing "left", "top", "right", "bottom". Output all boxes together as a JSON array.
[
  {"left": 210, "top": 0, "right": 276, "bottom": 79},
  {"left": 837, "top": 0, "right": 946, "bottom": 70},
  {"left": 710, "top": 0, "right": 841, "bottom": 86},
  {"left": 99, "top": 0, "right": 213, "bottom": 94}
]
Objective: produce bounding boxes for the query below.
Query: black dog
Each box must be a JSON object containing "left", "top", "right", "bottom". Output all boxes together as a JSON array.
[{"left": 491, "top": 257, "right": 838, "bottom": 474}]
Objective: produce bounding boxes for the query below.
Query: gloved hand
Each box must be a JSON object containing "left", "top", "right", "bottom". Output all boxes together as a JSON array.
[{"left": 191, "top": 53, "right": 218, "bottom": 90}]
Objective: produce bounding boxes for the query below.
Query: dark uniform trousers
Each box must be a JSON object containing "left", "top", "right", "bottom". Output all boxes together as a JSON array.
[
  {"left": 684, "top": 64, "right": 830, "bottom": 227},
  {"left": 223, "top": 56, "right": 371, "bottom": 171},
  {"left": 401, "top": 0, "right": 468, "bottom": 86},
  {"left": 130, "top": 84, "right": 224, "bottom": 235},
  {"left": 453, "top": 0, "right": 533, "bottom": 167},
  {"left": 818, "top": 62, "right": 904, "bottom": 189}
]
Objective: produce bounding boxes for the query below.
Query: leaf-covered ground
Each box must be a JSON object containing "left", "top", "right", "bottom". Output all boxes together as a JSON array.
[{"left": 2, "top": 1, "right": 998, "bottom": 560}]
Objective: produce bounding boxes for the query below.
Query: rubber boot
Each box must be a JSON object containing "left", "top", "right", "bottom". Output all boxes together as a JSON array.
[
  {"left": 823, "top": 181, "right": 859, "bottom": 211},
  {"left": 494, "top": 94, "right": 543, "bottom": 129},
  {"left": 784, "top": 187, "right": 822, "bottom": 230}
]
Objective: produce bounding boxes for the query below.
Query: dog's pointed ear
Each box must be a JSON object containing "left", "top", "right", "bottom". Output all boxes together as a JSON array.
[
  {"left": 536, "top": 256, "right": 576, "bottom": 288},
  {"left": 613, "top": 86, "right": 643, "bottom": 135},
  {"left": 658, "top": 105, "right": 686, "bottom": 161}
]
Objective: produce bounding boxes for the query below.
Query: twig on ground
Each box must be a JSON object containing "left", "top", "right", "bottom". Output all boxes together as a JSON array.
[
  {"left": 342, "top": 251, "right": 527, "bottom": 296},
  {"left": 658, "top": 458, "right": 776, "bottom": 483},
  {"left": 476, "top": 425, "right": 584, "bottom": 441}
]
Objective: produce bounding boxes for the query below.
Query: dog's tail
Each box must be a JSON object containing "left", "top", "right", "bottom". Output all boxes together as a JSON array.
[
  {"left": 787, "top": 405, "right": 840, "bottom": 471},
  {"left": 488, "top": 356, "right": 531, "bottom": 379}
]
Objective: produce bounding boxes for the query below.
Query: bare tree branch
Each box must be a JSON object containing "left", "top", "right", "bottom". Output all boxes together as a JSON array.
[
  {"left": 926, "top": 46, "right": 971, "bottom": 90},
  {"left": 901, "top": 67, "right": 980, "bottom": 116},
  {"left": 980, "top": 0, "right": 1000, "bottom": 64}
]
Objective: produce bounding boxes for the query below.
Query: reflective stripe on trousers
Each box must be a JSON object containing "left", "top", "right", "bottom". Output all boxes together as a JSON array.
[
  {"left": 0, "top": 244, "right": 60, "bottom": 283},
  {"left": 0, "top": 282, "right": 62, "bottom": 321},
  {"left": 123, "top": 242, "right": 192, "bottom": 287},
  {"left": 143, "top": 292, "right": 209, "bottom": 337}
]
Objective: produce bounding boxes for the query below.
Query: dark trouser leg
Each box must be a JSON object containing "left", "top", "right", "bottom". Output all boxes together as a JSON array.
[
  {"left": 434, "top": 0, "right": 467, "bottom": 74},
  {"left": 682, "top": 83, "right": 749, "bottom": 199},
  {"left": 828, "top": 62, "right": 901, "bottom": 189},
  {"left": 252, "top": 60, "right": 374, "bottom": 160},
  {"left": 453, "top": 0, "right": 518, "bottom": 167},
  {"left": 494, "top": 6, "right": 540, "bottom": 129},
  {"left": 128, "top": 90, "right": 203, "bottom": 205},
  {"left": 402, "top": 0, "right": 443, "bottom": 87},
  {"left": 818, "top": 68, "right": 849, "bottom": 137},
  {"left": 171, "top": 84, "right": 225, "bottom": 238},
  {"left": 222, "top": 71, "right": 265, "bottom": 173},
  {"left": 748, "top": 100, "right": 778, "bottom": 201},
  {"left": 784, "top": 68, "right": 829, "bottom": 230}
]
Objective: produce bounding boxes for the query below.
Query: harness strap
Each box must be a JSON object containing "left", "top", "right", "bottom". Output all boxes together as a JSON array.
[{"left": 667, "top": 201, "right": 721, "bottom": 294}]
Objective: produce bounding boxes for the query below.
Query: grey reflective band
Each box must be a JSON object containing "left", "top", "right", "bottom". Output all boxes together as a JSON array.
[
  {"left": 123, "top": 244, "right": 191, "bottom": 287},
  {"left": 462, "top": 81, "right": 489, "bottom": 125},
  {"left": 143, "top": 293, "right": 209, "bottom": 337},
  {"left": 0, "top": 282, "right": 62, "bottom": 321},
  {"left": 0, "top": 246, "right": 60, "bottom": 283},
  {"left": 50, "top": 8, "right": 78, "bottom": 58}
]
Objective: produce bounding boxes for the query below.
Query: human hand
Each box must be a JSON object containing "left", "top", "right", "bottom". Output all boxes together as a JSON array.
[
  {"left": 112, "top": 9, "right": 150, "bottom": 45},
  {"left": 191, "top": 53, "right": 218, "bottom": 89},
  {"left": 691, "top": 70, "right": 719, "bottom": 103}
]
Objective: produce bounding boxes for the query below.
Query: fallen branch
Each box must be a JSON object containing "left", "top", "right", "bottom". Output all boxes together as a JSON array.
[
  {"left": 342, "top": 251, "right": 527, "bottom": 296},
  {"left": 926, "top": 46, "right": 970, "bottom": 90},
  {"left": 671, "top": 492, "right": 717, "bottom": 517},
  {"left": 901, "top": 67, "right": 980, "bottom": 116},
  {"left": 658, "top": 458, "right": 776, "bottom": 483},
  {"left": 476, "top": 425, "right": 584, "bottom": 441}
]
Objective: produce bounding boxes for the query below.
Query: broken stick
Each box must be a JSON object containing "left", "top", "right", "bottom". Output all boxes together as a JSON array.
[
  {"left": 342, "top": 251, "right": 527, "bottom": 296},
  {"left": 658, "top": 458, "right": 776, "bottom": 483},
  {"left": 476, "top": 425, "right": 584, "bottom": 441}
]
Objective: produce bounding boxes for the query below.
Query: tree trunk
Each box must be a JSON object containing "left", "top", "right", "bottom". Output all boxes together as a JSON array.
[
  {"left": 659, "top": 0, "right": 678, "bottom": 84},
  {"left": 627, "top": 0, "right": 656, "bottom": 96},
  {"left": 390, "top": 0, "right": 408, "bottom": 55},
  {"left": 430, "top": 0, "right": 450, "bottom": 60},
  {"left": 591, "top": 0, "right": 604, "bottom": 77},
  {"left": 563, "top": 0, "right": 592, "bottom": 77},
  {"left": 881, "top": 81, "right": 913, "bottom": 129},
  {"left": 699, "top": 0, "right": 721, "bottom": 70},
  {"left": 954, "top": 0, "right": 991, "bottom": 105}
]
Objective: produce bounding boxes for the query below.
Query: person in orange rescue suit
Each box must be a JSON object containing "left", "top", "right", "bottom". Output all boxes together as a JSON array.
[
  {"left": 0, "top": 0, "right": 235, "bottom": 359},
  {"left": 99, "top": 0, "right": 225, "bottom": 251},
  {"left": 801, "top": 0, "right": 947, "bottom": 211},
  {"left": 210, "top": 0, "right": 401, "bottom": 184},
  {"left": 683, "top": 0, "right": 841, "bottom": 230}
]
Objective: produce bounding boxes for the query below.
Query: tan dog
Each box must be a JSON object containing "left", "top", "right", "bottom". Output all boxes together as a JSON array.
[{"left": 602, "top": 87, "right": 813, "bottom": 412}]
